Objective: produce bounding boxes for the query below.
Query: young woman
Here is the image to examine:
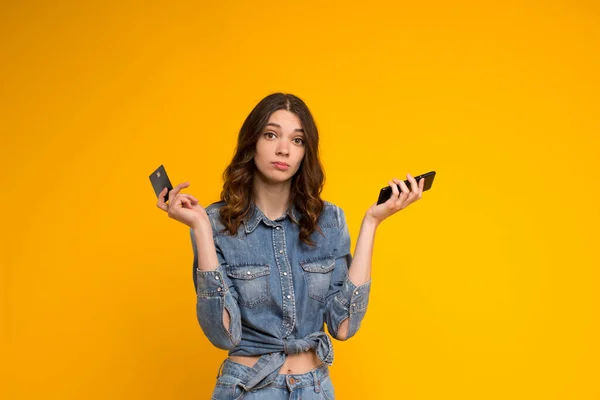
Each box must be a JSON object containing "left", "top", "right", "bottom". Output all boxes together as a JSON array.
[{"left": 157, "top": 93, "right": 425, "bottom": 399}]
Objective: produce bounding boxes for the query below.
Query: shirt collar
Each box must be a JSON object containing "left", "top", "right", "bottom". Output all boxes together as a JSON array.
[{"left": 243, "top": 203, "right": 300, "bottom": 234}]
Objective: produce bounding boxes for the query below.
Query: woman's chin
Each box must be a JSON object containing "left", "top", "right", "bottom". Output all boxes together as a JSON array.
[
  {"left": 268, "top": 176, "right": 292, "bottom": 185},
  {"left": 254, "top": 168, "right": 290, "bottom": 184}
]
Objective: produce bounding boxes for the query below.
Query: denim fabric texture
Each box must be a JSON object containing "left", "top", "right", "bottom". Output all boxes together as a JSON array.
[
  {"left": 211, "top": 360, "right": 335, "bottom": 400},
  {"left": 192, "top": 201, "right": 370, "bottom": 391}
]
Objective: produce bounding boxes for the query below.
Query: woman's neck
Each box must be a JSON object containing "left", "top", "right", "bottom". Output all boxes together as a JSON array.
[{"left": 252, "top": 174, "right": 292, "bottom": 221}]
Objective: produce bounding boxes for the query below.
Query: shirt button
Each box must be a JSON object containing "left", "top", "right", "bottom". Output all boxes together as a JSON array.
[
  {"left": 279, "top": 250, "right": 284, "bottom": 254},
  {"left": 276, "top": 226, "right": 280, "bottom": 230},
  {"left": 355, "top": 291, "right": 359, "bottom": 295},
  {"left": 247, "top": 271, "right": 251, "bottom": 275},
  {"left": 283, "top": 272, "right": 287, "bottom": 276},
  {"left": 287, "top": 295, "right": 291, "bottom": 299},
  {"left": 215, "top": 275, "right": 220, "bottom": 280},
  {"left": 217, "top": 287, "right": 222, "bottom": 292}
]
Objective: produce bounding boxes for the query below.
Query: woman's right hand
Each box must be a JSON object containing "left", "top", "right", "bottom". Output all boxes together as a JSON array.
[{"left": 156, "top": 182, "right": 207, "bottom": 229}]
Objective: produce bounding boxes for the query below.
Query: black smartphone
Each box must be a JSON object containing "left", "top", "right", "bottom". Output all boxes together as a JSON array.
[
  {"left": 376, "top": 171, "right": 436, "bottom": 205},
  {"left": 149, "top": 164, "right": 173, "bottom": 202}
]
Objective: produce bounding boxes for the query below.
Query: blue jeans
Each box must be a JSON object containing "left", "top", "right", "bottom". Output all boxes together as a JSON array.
[{"left": 211, "top": 359, "right": 335, "bottom": 400}]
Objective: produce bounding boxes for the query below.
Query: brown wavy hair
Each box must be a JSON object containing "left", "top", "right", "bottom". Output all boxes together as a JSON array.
[{"left": 219, "top": 93, "right": 325, "bottom": 246}]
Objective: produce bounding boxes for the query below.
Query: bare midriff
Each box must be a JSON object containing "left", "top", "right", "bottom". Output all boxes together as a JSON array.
[{"left": 229, "top": 349, "right": 322, "bottom": 374}]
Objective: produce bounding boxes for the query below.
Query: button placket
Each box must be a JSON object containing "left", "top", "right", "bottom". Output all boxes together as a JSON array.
[{"left": 273, "top": 224, "right": 295, "bottom": 335}]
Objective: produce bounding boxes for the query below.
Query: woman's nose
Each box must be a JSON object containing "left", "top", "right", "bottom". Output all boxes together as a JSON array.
[{"left": 276, "top": 141, "right": 290, "bottom": 155}]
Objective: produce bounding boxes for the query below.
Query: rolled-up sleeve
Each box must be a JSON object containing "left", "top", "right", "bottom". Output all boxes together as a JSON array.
[
  {"left": 191, "top": 225, "right": 241, "bottom": 350},
  {"left": 324, "top": 207, "right": 371, "bottom": 340}
]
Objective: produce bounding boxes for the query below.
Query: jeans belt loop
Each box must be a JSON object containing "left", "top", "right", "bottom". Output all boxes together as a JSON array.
[{"left": 312, "top": 370, "right": 320, "bottom": 393}]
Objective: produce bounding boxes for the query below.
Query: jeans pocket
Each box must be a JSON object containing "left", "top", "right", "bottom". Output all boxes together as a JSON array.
[
  {"left": 211, "top": 374, "right": 245, "bottom": 400},
  {"left": 300, "top": 257, "right": 335, "bottom": 302},
  {"left": 226, "top": 264, "right": 270, "bottom": 308}
]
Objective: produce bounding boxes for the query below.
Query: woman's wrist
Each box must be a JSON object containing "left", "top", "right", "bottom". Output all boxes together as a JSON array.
[
  {"left": 190, "top": 212, "right": 211, "bottom": 231},
  {"left": 192, "top": 215, "right": 220, "bottom": 272},
  {"left": 362, "top": 213, "right": 381, "bottom": 230}
]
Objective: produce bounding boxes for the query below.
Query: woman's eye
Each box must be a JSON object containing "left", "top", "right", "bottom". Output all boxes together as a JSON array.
[
  {"left": 293, "top": 138, "right": 305, "bottom": 145},
  {"left": 264, "top": 132, "right": 276, "bottom": 139}
]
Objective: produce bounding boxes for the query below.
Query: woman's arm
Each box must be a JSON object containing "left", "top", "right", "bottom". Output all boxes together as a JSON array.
[
  {"left": 335, "top": 215, "right": 378, "bottom": 339},
  {"left": 156, "top": 181, "right": 242, "bottom": 350},
  {"left": 192, "top": 216, "right": 242, "bottom": 350},
  {"left": 327, "top": 174, "right": 426, "bottom": 340},
  {"left": 324, "top": 208, "right": 372, "bottom": 341}
]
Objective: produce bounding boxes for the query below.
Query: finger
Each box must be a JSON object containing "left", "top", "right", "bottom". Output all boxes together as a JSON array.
[
  {"left": 168, "top": 182, "right": 190, "bottom": 202},
  {"left": 405, "top": 174, "right": 419, "bottom": 203},
  {"left": 169, "top": 193, "right": 186, "bottom": 209},
  {"left": 158, "top": 187, "right": 168, "bottom": 200},
  {"left": 418, "top": 176, "right": 425, "bottom": 198},
  {"left": 388, "top": 180, "right": 400, "bottom": 200},
  {"left": 157, "top": 188, "right": 169, "bottom": 211},
  {"left": 181, "top": 197, "right": 192, "bottom": 209},
  {"left": 175, "top": 194, "right": 199, "bottom": 209},
  {"left": 395, "top": 177, "right": 410, "bottom": 196},
  {"left": 180, "top": 194, "right": 199, "bottom": 204},
  {"left": 407, "top": 173, "right": 419, "bottom": 195},
  {"left": 390, "top": 178, "right": 406, "bottom": 210}
]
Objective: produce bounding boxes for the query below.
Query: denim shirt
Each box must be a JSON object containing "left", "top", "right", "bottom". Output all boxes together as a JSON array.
[{"left": 191, "top": 201, "right": 370, "bottom": 389}]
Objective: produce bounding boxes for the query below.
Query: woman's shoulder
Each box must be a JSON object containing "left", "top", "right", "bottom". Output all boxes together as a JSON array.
[
  {"left": 203, "top": 200, "right": 227, "bottom": 233},
  {"left": 320, "top": 200, "right": 347, "bottom": 228},
  {"left": 205, "top": 200, "right": 226, "bottom": 214}
]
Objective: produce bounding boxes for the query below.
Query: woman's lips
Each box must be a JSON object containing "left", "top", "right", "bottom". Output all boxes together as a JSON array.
[{"left": 272, "top": 162, "right": 290, "bottom": 171}]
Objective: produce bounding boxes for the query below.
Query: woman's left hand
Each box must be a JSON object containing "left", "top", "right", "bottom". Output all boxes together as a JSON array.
[{"left": 365, "top": 173, "right": 425, "bottom": 225}]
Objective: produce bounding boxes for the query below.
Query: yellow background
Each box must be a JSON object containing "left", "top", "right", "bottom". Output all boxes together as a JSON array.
[{"left": 2, "top": 1, "right": 599, "bottom": 399}]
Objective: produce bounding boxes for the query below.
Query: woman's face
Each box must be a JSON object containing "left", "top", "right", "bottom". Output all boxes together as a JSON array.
[{"left": 254, "top": 109, "right": 306, "bottom": 185}]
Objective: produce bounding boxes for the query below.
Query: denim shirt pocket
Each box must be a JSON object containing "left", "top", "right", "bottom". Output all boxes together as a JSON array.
[
  {"left": 300, "top": 256, "right": 336, "bottom": 303},
  {"left": 225, "top": 264, "right": 270, "bottom": 308}
]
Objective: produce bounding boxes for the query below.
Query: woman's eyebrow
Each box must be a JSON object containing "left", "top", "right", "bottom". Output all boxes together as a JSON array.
[{"left": 265, "top": 122, "right": 304, "bottom": 133}]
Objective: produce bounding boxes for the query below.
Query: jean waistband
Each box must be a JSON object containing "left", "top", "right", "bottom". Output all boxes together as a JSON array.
[
  {"left": 220, "top": 359, "right": 329, "bottom": 391},
  {"left": 221, "top": 331, "right": 334, "bottom": 391}
]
